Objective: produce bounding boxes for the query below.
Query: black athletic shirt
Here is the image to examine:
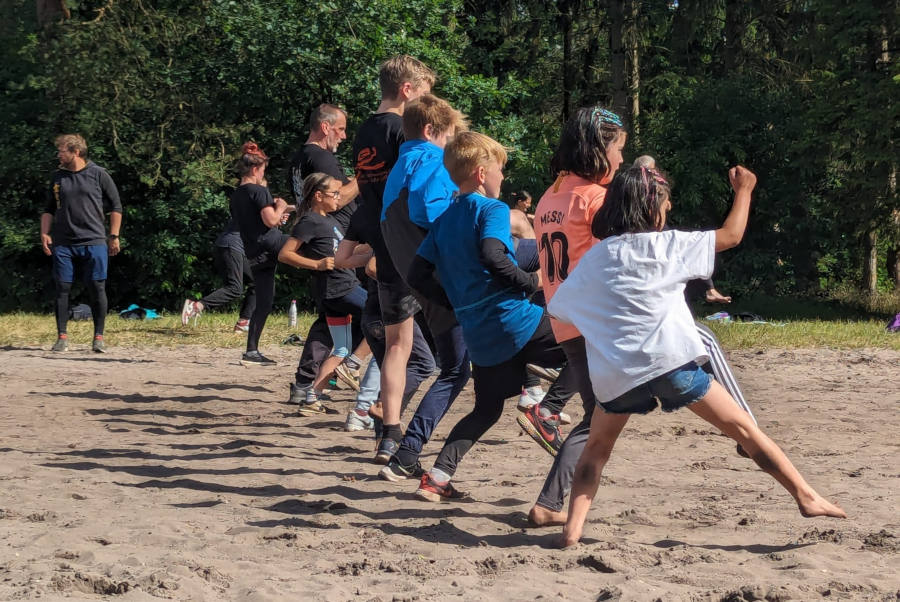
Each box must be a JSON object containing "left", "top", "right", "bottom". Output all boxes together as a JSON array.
[
  {"left": 352, "top": 113, "right": 404, "bottom": 233},
  {"left": 230, "top": 183, "right": 284, "bottom": 258},
  {"left": 290, "top": 143, "right": 356, "bottom": 232},
  {"left": 291, "top": 212, "right": 358, "bottom": 302},
  {"left": 44, "top": 161, "right": 122, "bottom": 246}
]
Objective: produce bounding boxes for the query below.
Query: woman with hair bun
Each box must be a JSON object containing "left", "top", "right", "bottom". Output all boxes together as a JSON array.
[{"left": 230, "top": 142, "right": 294, "bottom": 366}]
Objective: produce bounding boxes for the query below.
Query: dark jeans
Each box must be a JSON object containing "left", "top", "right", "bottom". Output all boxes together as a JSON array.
[
  {"left": 200, "top": 246, "right": 256, "bottom": 320},
  {"left": 432, "top": 314, "right": 565, "bottom": 477},
  {"left": 294, "top": 314, "right": 332, "bottom": 386},
  {"left": 395, "top": 323, "right": 471, "bottom": 467}
]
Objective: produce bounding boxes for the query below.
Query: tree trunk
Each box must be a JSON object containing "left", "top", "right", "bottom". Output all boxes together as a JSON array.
[
  {"left": 863, "top": 229, "right": 878, "bottom": 295},
  {"left": 36, "top": 0, "right": 69, "bottom": 25},
  {"left": 559, "top": 0, "right": 574, "bottom": 122},
  {"left": 626, "top": 0, "right": 640, "bottom": 141},
  {"left": 609, "top": 0, "right": 627, "bottom": 118},
  {"left": 724, "top": 0, "right": 749, "bottom": 73}
]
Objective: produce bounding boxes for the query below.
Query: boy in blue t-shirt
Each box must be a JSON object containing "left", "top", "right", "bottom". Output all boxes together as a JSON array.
[
  {"left": 376, "top": 94, "right": 472, "bottom": 481},
  {"left": 406, "top": 131, "right": 568, "bottom": 502}
]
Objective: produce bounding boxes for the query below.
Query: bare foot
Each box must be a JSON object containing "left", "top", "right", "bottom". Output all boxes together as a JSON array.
[
  {"left": 368, "top": 402, "right": 384, "bottom": 421},
  {"left": 557, "top": 526, "right": 581, "bottom": 549},
  {"left": 528, "top": 505, "right": 567, "bottom": 527},
  {"left": 798, "top": 493, "right": 847, "bottom": 519}
]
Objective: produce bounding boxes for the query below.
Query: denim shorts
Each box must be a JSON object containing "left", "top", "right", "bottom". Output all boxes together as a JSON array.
[{"left": 599, "top": 361, "right": 711, "bottom": 415}]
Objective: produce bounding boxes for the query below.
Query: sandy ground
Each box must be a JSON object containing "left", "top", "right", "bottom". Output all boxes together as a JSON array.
[{"left": 0, "top": 342, "right": 898, "bottom": 601}]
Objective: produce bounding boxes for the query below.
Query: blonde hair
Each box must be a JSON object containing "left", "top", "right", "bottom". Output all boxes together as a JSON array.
[
  {"left": 443, "top": 131, "right": 508, "bottom": 186},
  {"left": 55, "top": 134, "right": 87, "bottom": 157},
  {"left": 379, "top": 55, "right": 436, "bottom": 100},
  {"left": 402, "top": 94, "right": 468, "bottom": 141}
]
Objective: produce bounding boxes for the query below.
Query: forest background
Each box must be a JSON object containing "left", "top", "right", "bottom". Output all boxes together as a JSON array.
[{"left": 1, "top": 0, "right": 897, "bottom": 314}]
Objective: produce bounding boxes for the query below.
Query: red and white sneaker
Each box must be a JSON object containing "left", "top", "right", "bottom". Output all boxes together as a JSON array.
[
  {"left": 181, "top": 299, "right": 202, "bottom": 326},
  {"left": 414, "top": 473, "right": 468, "bottom": 503},
  {"left": 516, "top": 403, "right": 563, "bottom": 457}
]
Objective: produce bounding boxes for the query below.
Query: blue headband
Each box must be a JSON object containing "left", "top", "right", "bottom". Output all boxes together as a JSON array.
[{"left": 591, "top": 107, "right": 624, "bottom": 128}]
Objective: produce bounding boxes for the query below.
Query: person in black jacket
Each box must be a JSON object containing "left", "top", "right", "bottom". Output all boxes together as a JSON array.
[{"left": 40, "top": 134, "right": 122, "bottom": 353}]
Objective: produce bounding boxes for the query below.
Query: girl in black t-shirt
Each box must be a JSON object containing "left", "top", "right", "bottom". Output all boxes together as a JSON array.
[
  {"left": 279, "top": 173, "right": 370, "bottom": 410},
  {"left": 231, "top": 142, "right": 293, "bottom": 366}
]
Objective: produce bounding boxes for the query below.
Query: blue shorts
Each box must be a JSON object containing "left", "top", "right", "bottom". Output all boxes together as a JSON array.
[
  {"left": 599, "top": 361, "right": 712, "bottom": 415},
  {"left": 52, "top": 244, "right": 109, "bottom": 283}
]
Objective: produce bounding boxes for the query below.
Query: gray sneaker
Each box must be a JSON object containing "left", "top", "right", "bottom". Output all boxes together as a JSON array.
[
  {"left": 344, "top": 409, "right": 374, "bottom": 432},
  {"left": 288, "top": 382, "right": 310, "bottom": 404},
  {"left": 51, "top": 337, "right": 69, "bottom": 352},
  {"left": 92, "top": 336, "right": 106, "bottom": 353}
]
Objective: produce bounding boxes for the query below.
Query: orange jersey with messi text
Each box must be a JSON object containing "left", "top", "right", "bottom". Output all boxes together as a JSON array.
[{"left": 534, "top": 173, "right": 607, "bottom": 342}]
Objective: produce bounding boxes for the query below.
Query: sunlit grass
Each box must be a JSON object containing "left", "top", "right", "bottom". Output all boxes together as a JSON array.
[
  {"left": 0, "top": 311, "right": 318, "bottom": 349},
  {"left": 703, "top": 319, "right": 898, "bottom": 350}
]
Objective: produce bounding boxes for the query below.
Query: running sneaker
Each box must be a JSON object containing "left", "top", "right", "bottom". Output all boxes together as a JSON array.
[
  {"left": 233, "top": 319, "right": 250, "bottom": 333},
  {"left": 344, "top": 409, "right": 374, "bottom": 432},
  {"left": 92, "top": 335, "right": 106, "bottom": 353},
  {"left": 374, "top": 438, "right": 399, "bottom": 465},
  {"left": 297, "top": 400, "right": 327, "bottom": 416},
  {"left": 414, "top": 473, "right": 467, "bottom": 503},
  {"left": 51, "top": 335, "right": 68, "bottom": 352},
  {"left": 379, "top": 459, "right": 425, "bottom": 482},
  {"left": 240, "top": 351, "right": 277, "bottom": 366},
  {"left": 517, "top": 403, "right": 563, "bottom": 457},
  {"left": 517, "top": 389, "right": 572, "bottom": 425},
  {"left": 526, "top": 363, "right": 560, "bottom": 383},
  {"left": 181, "top": 299, "right": 202, "bottom": 326},
  {"left": 334, "top": 363, "right": 361, "bottom": 392}
]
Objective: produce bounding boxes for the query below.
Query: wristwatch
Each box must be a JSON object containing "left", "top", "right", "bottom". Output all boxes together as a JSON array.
[{"left": 108, "top": 234, "right": 120, "bottom": 240}]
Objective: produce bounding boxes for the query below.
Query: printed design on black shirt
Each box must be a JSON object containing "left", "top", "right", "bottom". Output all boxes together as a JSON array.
[
  {"left": 356, "top": 147, "right": 385, "bottom": 172},
  {"left": 53, "top": 183, "right": 61, "bottom": 208},
  {"left": 332, "top": 225, "right": 344, "bottom": 253},
  {"left": 540, "top": 231, "right": 570, "bottom": 283}
]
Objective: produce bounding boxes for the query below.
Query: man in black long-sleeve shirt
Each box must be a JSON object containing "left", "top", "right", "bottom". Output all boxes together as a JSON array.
[{"left": 40, "top": 134, "right": 122, "bottom": 353}]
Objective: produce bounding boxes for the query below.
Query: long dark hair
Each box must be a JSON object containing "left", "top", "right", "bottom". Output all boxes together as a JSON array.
[
  {"left": 591, "top": 166, "right": 671, "bottom": 239},
  {"left": 550, "top": 105, "right": 625, "bottom": 181}
]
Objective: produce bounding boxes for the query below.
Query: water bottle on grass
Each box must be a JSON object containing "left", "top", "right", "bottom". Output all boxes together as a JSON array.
[{"left": 289, "top": 299, "right": 298, "bottom": 328}]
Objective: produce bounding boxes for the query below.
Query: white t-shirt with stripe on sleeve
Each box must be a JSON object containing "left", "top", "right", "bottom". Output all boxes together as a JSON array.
[{"left": 548, "top": 230, "right": 716, "bottom": 403}]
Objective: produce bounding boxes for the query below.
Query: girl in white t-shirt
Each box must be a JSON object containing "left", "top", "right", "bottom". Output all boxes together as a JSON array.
[{"left": 549, "top": 165, "right": 846, "bottom": 548}]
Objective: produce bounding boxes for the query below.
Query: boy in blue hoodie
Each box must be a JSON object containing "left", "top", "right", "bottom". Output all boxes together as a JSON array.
[
  {"left": 375, "top": 95, "right": 472, "bottom": 480},
  {"left": 406, "top": 131, "right": 567, "bottom": 502}
]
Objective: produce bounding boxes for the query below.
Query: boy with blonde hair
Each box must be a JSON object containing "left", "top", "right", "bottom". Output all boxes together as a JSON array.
[{"left": 406, "top": 132, "right": 567, "bottom": 501}]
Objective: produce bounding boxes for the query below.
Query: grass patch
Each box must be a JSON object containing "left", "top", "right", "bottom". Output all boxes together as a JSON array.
[
  {"left": 1, "top": 290, "right": 898, "bottom": 351},
  {"left": 0, "top": 311, "right": 319, "bottom": 349}
]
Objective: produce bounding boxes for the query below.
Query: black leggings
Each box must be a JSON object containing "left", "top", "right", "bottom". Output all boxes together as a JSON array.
[
  {"left": 246, "top": 260, "right": 276, "bottom": 353},
  {"left": 432, "top": 314, "right": 566, "bottom": 477},
  {"left": 55, "top": 278, "right": 107, "bottom": 336},
  {"left": 200, "top": 246, "right": 256, "bottom": 319}
]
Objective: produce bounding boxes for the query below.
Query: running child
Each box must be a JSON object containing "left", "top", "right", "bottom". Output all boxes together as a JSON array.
[
  {"left": 278, "top": 173, "right": 369, "bottom": 414},
  {"left": 406, "top": 131, "right": 567, "bottom": 502},
  {"left": 549, "top": 164, "right": 846, "bottom": 547}
]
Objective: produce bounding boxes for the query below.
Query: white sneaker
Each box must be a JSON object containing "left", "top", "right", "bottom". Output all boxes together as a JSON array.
[
  {"left": 181, "top": 299, "right": 202, "bottom": 326},
  {"left": 344, "top": 409, "right": 374, "bottom": 432}
]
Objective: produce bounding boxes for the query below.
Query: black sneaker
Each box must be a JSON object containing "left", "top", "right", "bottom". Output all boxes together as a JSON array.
[
  {"left": 379, "top": 459, "right": 425, "bottom": 482},
  {"left": 240, "top": 351, "right": 277, "bottom": 366},
  {"left": 374, "top": 438, "right": 399, "bottom": 465}
]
